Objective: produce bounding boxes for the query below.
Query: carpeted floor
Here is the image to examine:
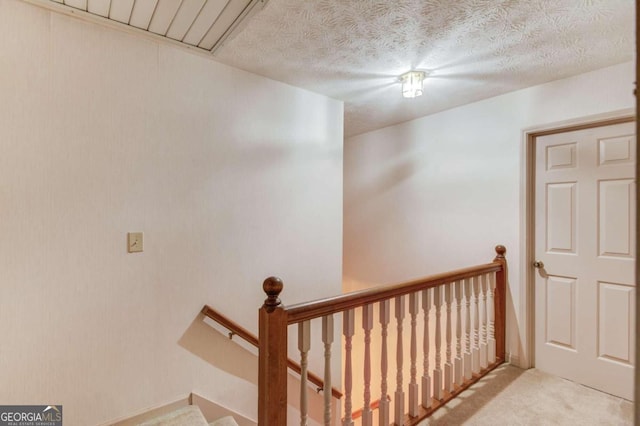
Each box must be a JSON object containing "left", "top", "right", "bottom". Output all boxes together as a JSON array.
[{"left": 419, "top": 364, "right": 633, "bottom": 425}]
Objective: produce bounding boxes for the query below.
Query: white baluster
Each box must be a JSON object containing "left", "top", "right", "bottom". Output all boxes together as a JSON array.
[
  {"left": 421, "top": 288, "right": 432, "bottom": 409},
  {"left": 343, "top": 309, "right": 355, "bottom": 426},
  {"left": 454, "top": 280, "right": 463, "bottom": 386},
  {"left": 394, "top": 296, "right": 405, "bottom": 425},
  {"left": 433, "top": 286, "right": 443, "bottom": 401},
  {"left": 379, "top": 300, "right": 390, "bottom": 426},
  {"left": 299, "top": 320, "right": 311, "bottom": 426},
  {"left": 480, "top": 274, "right": 489, "bottom": 369},
  {"left": 362, "top": 304, "right": 374, "bottom": 426},
  {"left": 463, "top": 279, "right": 472, "bottom": 380},
  {"left": 444, "top": 283, "right": 453, "bottom": 393},
  {"left": 488, "top": 272, "right": 497, "bottom": 364},
  {"left": 408, "top": 293, "right": 419, "bottom": 417},
  {"left": 472, "top": 276, "right": 481, "bottom": 374},
  {"left": 322, "top": 315, "right": 333, "bottom": 426}
]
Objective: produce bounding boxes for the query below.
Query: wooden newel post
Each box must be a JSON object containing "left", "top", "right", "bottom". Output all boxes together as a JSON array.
[
  {"left": 259, "top": 277, "right": 288, "bottom": 426},
  {"left": 493, "top": 245, "right": 507, "bottom": 362}
]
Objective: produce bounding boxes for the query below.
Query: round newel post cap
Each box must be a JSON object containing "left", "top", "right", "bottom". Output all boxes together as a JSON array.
[
  {"left": 495, "top": 245, "right": 506, "bottom": 259},
  {"left": 263, "top": 276, "right": 283, "bottom": 312}
]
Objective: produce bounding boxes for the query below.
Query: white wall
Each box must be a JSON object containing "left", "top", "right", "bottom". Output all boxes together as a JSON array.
[
  {"left": 344, "top": 61, "right": 635, "bottom": 362},
  {"left": 0, "top": 1, "right": 343, "bottom": 424}
]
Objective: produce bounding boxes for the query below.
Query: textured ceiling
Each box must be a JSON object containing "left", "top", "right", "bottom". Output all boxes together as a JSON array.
[
  {"left": 215, "top": 0, "right": 635, "bottom": 137},
  {"left": 36, "top": 0, "right": 635, "bottom": 137}
]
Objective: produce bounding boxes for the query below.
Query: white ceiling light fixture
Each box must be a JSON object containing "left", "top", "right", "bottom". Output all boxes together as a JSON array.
[{"left": 400, "top": 70, "right": 426, "bottom": 98}]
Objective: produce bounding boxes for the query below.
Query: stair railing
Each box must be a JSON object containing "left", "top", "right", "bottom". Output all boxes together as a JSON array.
[
  {"left": 259, "top": 245, "right": 507, "bottom": 425},
  {"left": 200, "top": 305, "right": 343, "bottom": 400}
]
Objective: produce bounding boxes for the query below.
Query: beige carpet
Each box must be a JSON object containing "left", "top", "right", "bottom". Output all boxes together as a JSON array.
[
  {"left": 137, "top": 405, "right": 239, "bottom": 426},
  {"left": 419, "top": 364, "right": 633, "bottom": 426}
]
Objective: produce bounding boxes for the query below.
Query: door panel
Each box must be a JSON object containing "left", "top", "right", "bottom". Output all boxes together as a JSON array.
[
  {"left": 546, "top": 182, "right": 577, "bottom": 253},
  {"left": 547, "top": 143, "right": 577, "bottom": 169},
  {"left": 599, "top": 135, "right": 635, "bottom": 165},
  {"left": 599, "top": 179, "right": 634, "bottom": 257},
  {"left": 535, "top": 121, "right": 636, "bottom": 401},
  {"left": 598, "top": 282, "right": 635, "bottom": 364},
  {"left": 545, "top": 275, "right": 576, "bottom": 349}
]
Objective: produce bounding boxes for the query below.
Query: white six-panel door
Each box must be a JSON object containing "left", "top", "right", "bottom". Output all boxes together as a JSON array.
[{"left": 535, "top": 121, "right": 636, "bottom": 400}]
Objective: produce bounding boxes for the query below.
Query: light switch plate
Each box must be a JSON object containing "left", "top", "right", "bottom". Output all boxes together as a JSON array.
[{"left": 128, "top": 232, "right": 143, "bottom": 253}]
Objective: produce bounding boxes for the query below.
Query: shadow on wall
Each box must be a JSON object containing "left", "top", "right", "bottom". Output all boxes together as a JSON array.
[
  {"left": 504, "top": 268, "right": 524, "bottom": 367},
  {"left": 178, "top": 313, "right": 334, "bottom": 424},
  {"left": 178, "top": 313, "right": 258, "bottom": 385},
  {"left": 344, "top": 154, "right": 428, "bottom": 210}
]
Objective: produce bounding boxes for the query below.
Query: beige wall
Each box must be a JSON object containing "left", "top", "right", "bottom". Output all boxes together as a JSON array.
[
  {"left": 0, "top": 1, "right": 343, "bottom": 424},
  {"left": 344, "top": 61, "right": 635, "bottom": 364}
]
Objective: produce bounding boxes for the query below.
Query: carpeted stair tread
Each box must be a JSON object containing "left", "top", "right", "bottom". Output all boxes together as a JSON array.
[
  {"left": 138, "top": 405, "right": 208, "bottom": 426},
  {"left": 208, "top": 416, "right": 239, "bottom": 426}
]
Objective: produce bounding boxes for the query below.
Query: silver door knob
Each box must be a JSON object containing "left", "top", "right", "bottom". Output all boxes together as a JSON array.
[{"left": 533, "top": 261, "right": 544, "bottom": 268}]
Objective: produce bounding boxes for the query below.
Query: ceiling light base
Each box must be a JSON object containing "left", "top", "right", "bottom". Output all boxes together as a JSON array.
[{"left": 400, "top": 71, "right": 426, "bottom": 98}]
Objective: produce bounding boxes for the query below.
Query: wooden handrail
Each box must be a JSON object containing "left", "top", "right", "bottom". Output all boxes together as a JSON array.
[
  {"left": 202, "top": 305, "right": 259, "bottom": 346},
  {"left": 200, "top": 305, "right": 343, "bottom": 399},
  {"left": 286, "top": 262, "right": 502, "bottom": 324},
  {"left": 258, "top": 245, "right": 508, "bottom": 425}
]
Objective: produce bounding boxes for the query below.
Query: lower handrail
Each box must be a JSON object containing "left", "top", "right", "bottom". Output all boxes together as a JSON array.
[{"left": 200, "top": 305, "right": 343, "bottom": 399}]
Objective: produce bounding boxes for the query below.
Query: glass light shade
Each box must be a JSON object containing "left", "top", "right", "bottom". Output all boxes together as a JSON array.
[{"left": 401, "top": 71, "right": 425, "bottom": 98}]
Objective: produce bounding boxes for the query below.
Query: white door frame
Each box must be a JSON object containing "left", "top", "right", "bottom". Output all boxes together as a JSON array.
[{"left": 517, "top": 108, "right": 635, "bottom": 369}]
